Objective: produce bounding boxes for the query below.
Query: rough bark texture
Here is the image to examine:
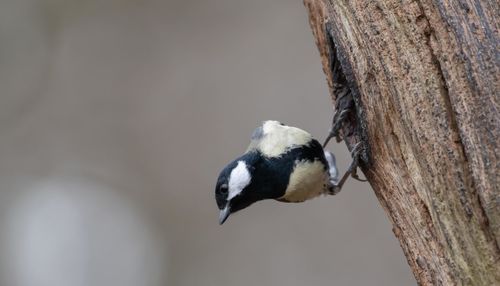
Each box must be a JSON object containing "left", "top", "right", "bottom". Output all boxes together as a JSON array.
[{"left": 303, "top": 0, "right": 499, "bottom": 285}]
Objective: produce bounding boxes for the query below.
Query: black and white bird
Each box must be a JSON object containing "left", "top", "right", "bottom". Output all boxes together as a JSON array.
[{"left": 215, "top": 120, "right": 361, "bottom": 224}]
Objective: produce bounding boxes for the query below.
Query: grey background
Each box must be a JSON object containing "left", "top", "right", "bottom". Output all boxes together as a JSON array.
[{"left": 0, "top": 0, "right": 414, "bottom": 285}]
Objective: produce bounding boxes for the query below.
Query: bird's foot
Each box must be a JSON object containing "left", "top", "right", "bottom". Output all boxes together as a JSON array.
[{"left": 327, "top": 142, "right": 366, "bottom": 195}]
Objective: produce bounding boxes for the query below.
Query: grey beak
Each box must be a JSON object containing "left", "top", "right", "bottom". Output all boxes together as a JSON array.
[{"left": 219, "top": 205, "right": 231, "bottom": 225}]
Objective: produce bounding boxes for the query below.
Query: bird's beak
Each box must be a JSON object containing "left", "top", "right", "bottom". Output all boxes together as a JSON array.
[{"left": 219, "top": 204, "right": 231, "bottom": 225}]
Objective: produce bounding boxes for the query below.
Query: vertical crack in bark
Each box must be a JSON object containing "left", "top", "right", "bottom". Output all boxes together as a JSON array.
[{"left": 324, "top": 21, "right": 371, "bottom": 164}]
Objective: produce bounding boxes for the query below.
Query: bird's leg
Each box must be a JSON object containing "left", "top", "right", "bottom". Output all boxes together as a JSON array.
[
  {"left": 322, "top": 90, "right": 354, "bottom": 148},
  {"left": 328, "top": 143, "right": 365, "bottom": 195}
]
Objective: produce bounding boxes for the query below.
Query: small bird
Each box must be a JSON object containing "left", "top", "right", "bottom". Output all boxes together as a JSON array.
[{"left": 215, "top": 120, "right": 361, "bottom": 224}]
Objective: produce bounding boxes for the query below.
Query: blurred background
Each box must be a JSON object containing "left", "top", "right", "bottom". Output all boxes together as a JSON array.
[{"left": 0, "top": 0, "right": 414, "bottom": 285}]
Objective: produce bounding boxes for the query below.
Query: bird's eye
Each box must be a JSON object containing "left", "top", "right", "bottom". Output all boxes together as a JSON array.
[{"left": 220, "top": 184, "right": 228, "bottom": 194}]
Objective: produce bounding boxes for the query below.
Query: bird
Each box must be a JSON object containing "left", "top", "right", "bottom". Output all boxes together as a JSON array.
[{"left": 215, "top": 120, "right": 362, "bottom": 225}]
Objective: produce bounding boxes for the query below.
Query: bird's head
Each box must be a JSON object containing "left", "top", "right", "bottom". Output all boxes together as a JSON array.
[{"left": 215, "top": 153, "right": 266, "bottom": 225}]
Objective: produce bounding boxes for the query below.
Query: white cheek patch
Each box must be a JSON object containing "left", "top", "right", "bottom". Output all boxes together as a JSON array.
[{"left": 228, "top": 161, "right": 251, "bottom": 200}]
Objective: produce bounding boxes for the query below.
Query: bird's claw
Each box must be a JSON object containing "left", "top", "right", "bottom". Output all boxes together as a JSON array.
[{"left": 322, "top": 92, "right": 354, "bottom": 148}]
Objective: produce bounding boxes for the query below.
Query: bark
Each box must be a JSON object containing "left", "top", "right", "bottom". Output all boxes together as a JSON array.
[{"left": 303, "top": 0, "right": 499, "bottom": 285}]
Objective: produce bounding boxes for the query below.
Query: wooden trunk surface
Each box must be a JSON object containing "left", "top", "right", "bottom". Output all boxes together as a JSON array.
[{"left": 303, "top": 0, "right": 499, "bottom": 285}]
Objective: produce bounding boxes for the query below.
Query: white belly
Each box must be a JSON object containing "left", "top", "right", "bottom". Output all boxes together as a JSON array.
[{"left": 278, "top": 160, "right": 329, "bottom": 203}]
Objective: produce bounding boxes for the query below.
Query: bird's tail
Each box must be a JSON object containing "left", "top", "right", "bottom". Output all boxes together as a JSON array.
[{"left": 324, "top": 150, "right": 340, "bottom": 194}]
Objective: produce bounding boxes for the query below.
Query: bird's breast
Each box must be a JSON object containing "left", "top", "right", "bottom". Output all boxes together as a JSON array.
[{"left": 278, "top": 160, "right": 329, "bottom": 203}]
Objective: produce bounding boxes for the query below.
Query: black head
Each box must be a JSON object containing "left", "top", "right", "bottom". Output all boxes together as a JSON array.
[{"left": 215, "top": 152, "right": 271, "bottom": 224}]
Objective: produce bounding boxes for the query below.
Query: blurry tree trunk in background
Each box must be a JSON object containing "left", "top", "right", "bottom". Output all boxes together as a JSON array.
[{"left": 303, "top": 0, "right": 499, "bottom": 285}]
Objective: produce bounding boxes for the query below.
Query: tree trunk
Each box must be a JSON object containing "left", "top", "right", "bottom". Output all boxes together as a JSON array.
[{"left": 303, "top": 0, "right": 499, "bottom": 285}]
